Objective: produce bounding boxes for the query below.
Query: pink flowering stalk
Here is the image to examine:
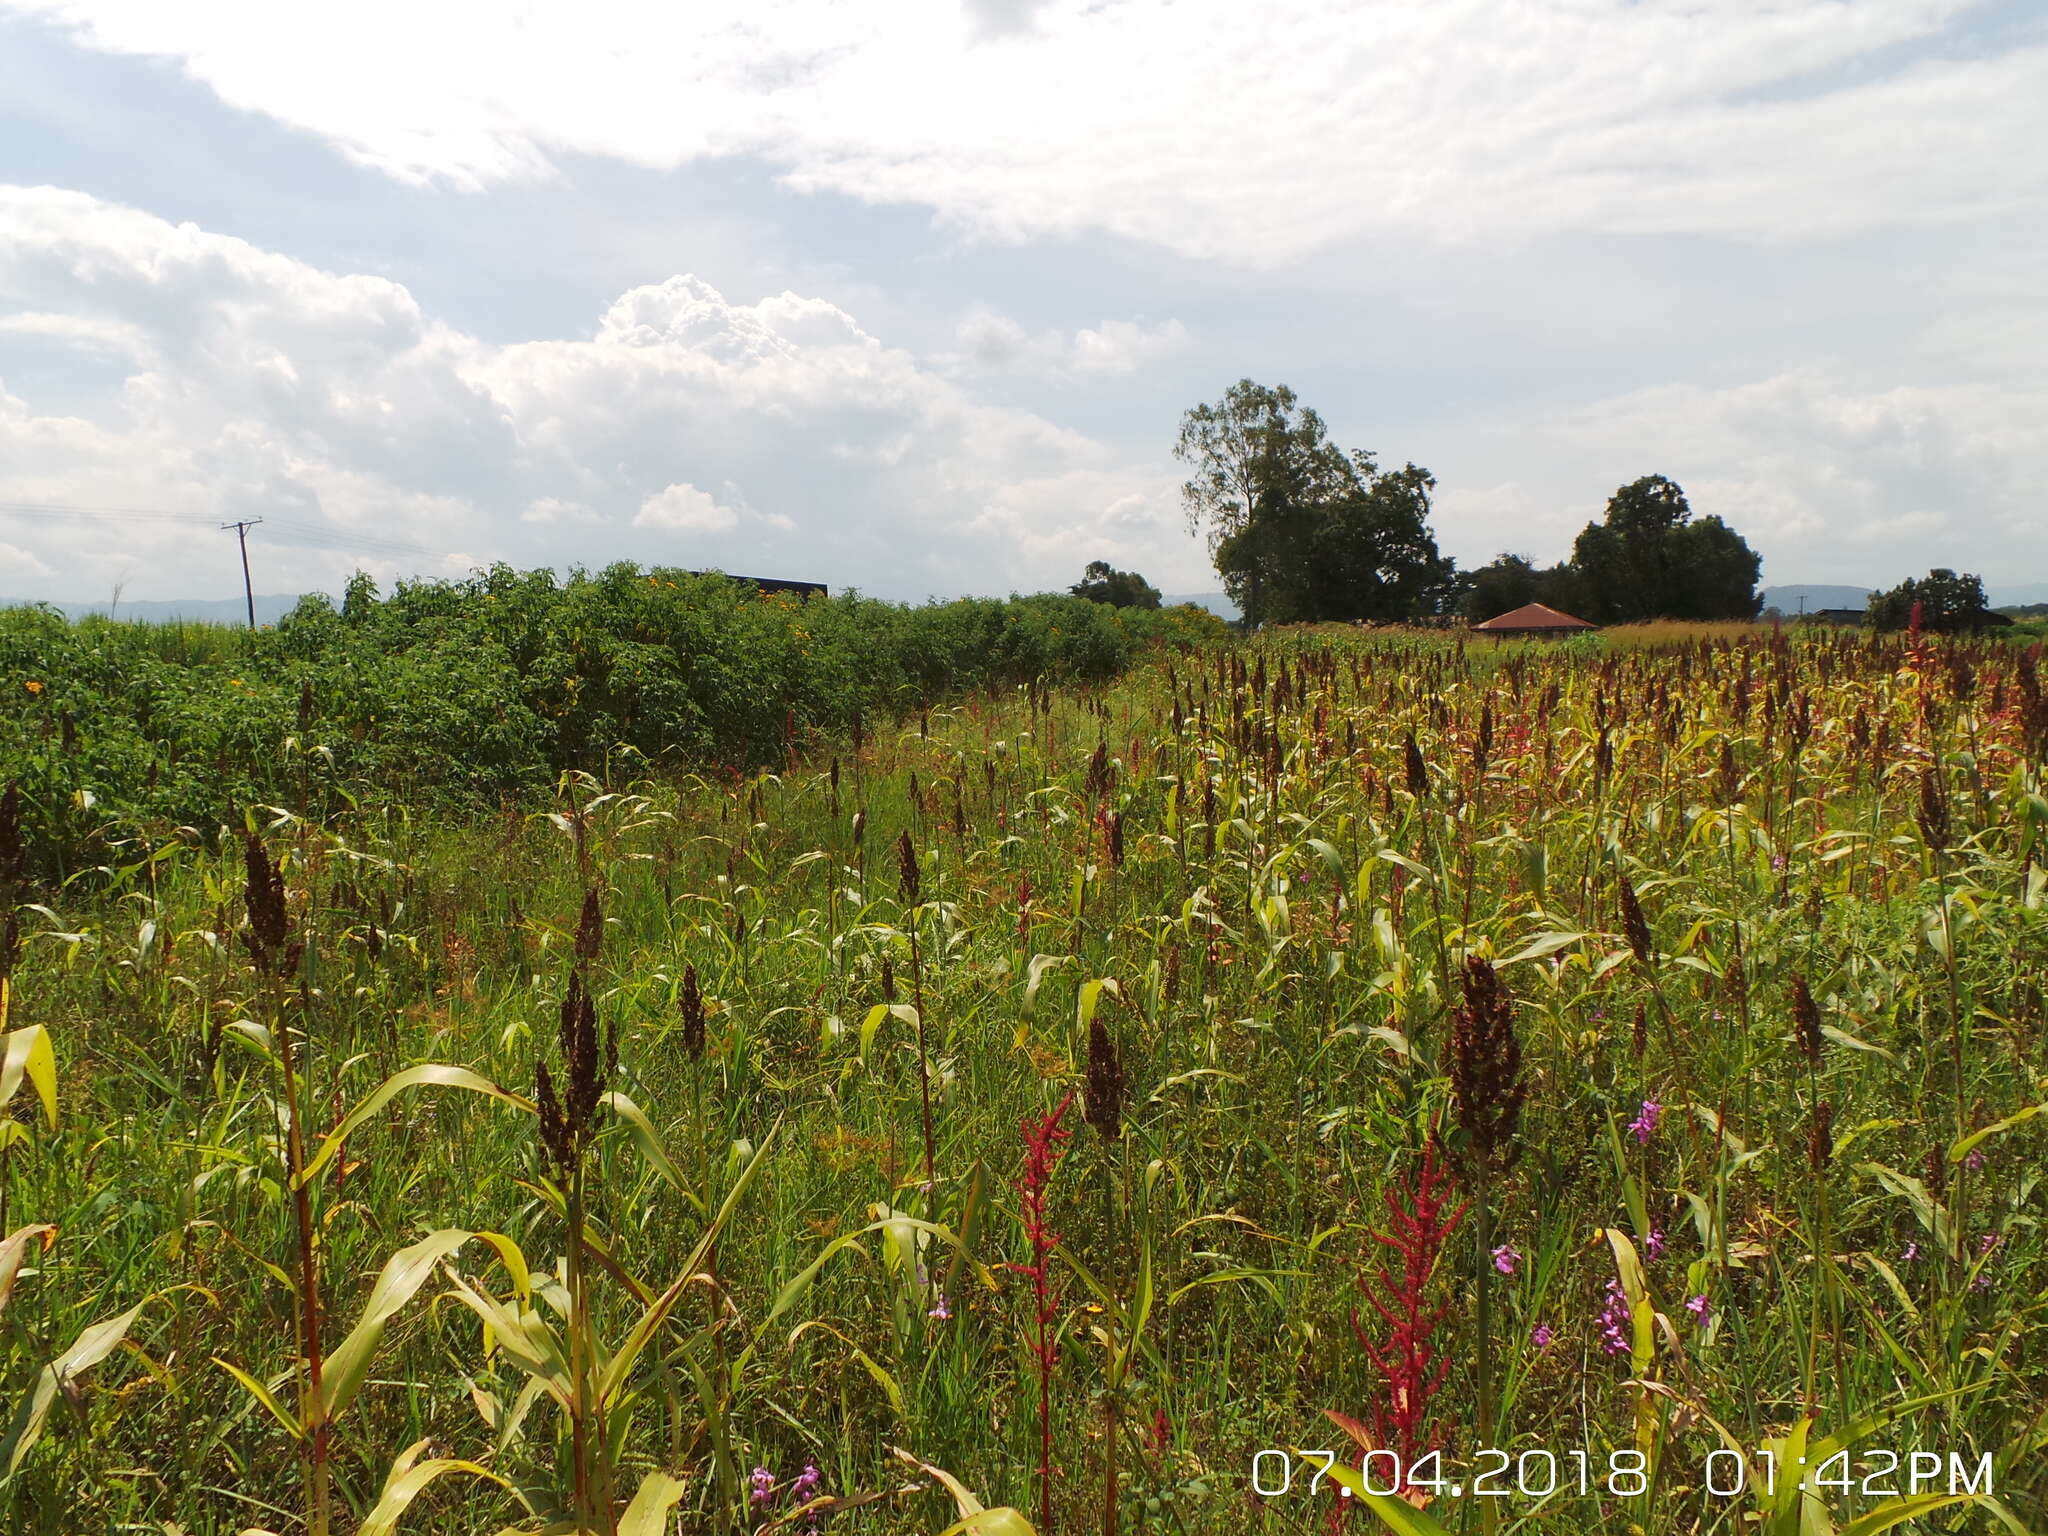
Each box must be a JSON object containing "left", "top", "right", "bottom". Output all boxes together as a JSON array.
[
  {"left": 1598, "top": 1278, "right": 1631, "bottom": 1356},
  {"left": 1628, "top": 1100, "right": 1661, "bottom": 1145}
]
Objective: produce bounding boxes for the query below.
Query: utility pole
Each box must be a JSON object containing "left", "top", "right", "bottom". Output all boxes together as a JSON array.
[
  {"left": 222, "top": 519, "right": 263, "bottom": 628},
  {"left": 1796, "top": 594, "right": 1807, "bottom": 617}
]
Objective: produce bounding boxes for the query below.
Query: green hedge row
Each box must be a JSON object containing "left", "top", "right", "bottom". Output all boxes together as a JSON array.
[{"left": 0, "top": 562, "right": 1224, "bottom": 880}]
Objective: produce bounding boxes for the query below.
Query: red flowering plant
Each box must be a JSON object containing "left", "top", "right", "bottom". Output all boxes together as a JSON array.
[
  {"left": 1326, "top": 1139, "right": 1468, "bottom": 1518},
  {"left": 1011, "top": 1089, "right": 1076, "bottom": 1533}
]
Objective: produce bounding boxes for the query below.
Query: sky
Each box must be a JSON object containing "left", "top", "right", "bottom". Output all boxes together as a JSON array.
[{"left": 0, "top": 0, "right": 2043, "bottom": 606}]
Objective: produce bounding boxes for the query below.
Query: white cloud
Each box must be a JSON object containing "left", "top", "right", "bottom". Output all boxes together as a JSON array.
[
  {"left": 0, "top": 185, "right": 1216, "bottom": 598},
  {"left": 1070, "top": 318, "right": 1188, "bottom": 374},
  {"left": 942, "top": 308, "right": 1187, "bottom": 375},
  {"left": 635, "top": 483, "right": 739, "bottom": 533},
  {"left": 6, "top": 1, "right": 2037, "bottom": 266},
  {"left": 0, "top": 541, "right": 55, "bottom": 581}
]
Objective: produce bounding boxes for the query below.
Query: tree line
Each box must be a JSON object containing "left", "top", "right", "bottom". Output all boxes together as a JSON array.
[{"left": 1159, "top": 378, "right": 1763, "bottom": 628}]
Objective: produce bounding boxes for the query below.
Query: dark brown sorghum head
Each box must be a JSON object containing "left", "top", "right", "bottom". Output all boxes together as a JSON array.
[
  {"left": 242, "top": 834, "right": 301, "bottom": 978},
  {"left": 1722, "top": 944, "right": 1749, "bottom": 1020},
  {"left": 679, "top": 962, "right": 706, "bottom": 1061},
  {"left": 1084, "top": 1014, "right": 1126, "bottom": 1141},
  {"left": 1404, "top": 730, "right": 1428, "bottom": 799},
  {"left": 573, "top": 886, "right": 603, "bottom": 966},
  {"left": 536, "top": 1060, "right": 571, "bottom": 1175},
  {"left": 881, "top": 955, "right": 897, "bottom": 1003},
  {"left": 1108, "top": 810, "right": 1125, "bottom": 869},
  {"left": 539, "top": 968, "right": 612, "bottom": 1178},
  {"left": 1085, "top": 741, "right": 1113, "bottom": 801},
  {"left": 1617, "top": 874, "right": 1654, "bottom": 967},
  {"left": 897, "top": 829, "right": 921, "bottom": 907},
  {"left": 1807, "top": 1099, "right": 1834, "bottom": 1171},
  {"left": 1449, "top": 956, "right": 1525, "bottom": 1172},
  {"left": 1631, "top": 1000, "right": 1647, "bottom": 1060},
  {"left": 1916, "top": 767, "right": 1951, "bottom": 854},
  {"left": 1791, "top": 974, "right": 1824, "bottom": 1066}
]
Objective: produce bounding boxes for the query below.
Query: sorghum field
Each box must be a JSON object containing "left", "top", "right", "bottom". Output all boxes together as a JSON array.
[{"left": 1, "top": 579, "right": 2045, "bottom": 1535}]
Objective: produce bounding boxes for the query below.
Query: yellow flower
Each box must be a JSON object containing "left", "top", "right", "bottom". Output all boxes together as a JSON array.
[
  {"left": 23, "top": 680, "right": 41, "bottom": 694},
  {"left": 228, "top": 678, "right": 243, "bottom": 687}
]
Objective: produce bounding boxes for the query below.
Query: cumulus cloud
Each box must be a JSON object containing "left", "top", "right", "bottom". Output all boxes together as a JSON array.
[
  {"left": 635, "top": 483, "right": 740, "bottom": 533},
  {"left": 0, "top": 185, "right": 1213, "bottom": 599},
  {"left": 5, "top": 1, "right": 2040, "bottom": 266}
]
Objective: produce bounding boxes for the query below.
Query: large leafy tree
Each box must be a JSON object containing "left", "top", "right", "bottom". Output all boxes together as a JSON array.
[
  {"left": 1176, "top": 381, "right": 1348, "bottom": 626},
  {"left": 1866, "top": 569, "right": 2000, "bottom": 631},
  {"left": 1176, "top": 380, "right": 1454, "bottom": 625},
  {"left": 1306, "top": 460, "right": 1459, "bottom": 621},
  {"left": 1570, "top": 475, "right": 1760, "bottom": 623},
  {"left": 1069, "top": 560, "right": 1162, "bottom": 609}
]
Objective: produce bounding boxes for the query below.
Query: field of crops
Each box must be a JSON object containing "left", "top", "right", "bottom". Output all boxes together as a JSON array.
[{"left": 1, "top": 613, "right": 2045, "bottom": 1535}]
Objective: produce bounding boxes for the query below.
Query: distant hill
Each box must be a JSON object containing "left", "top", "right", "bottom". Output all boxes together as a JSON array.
[
  {"left": 1, "top": 593, "right": 313, "bottom": 625},
  {"left": 1163, "top": 591, "right": 1240, "bottom": 621},
  {"left": 1760, "top": 582, "right": 2047, "bottom": 615}
]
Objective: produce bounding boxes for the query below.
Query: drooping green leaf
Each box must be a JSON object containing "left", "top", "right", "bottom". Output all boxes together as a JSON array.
[
  {"left": 356, "top": 1437, "right": 510, "bottom": 1536},
  {"left": 0, "top": 1025, "right": 56, "bottom": 1131},
  {"left": 4, "top": 1303, "right": 149, "bottom": 1476},
  {"left": 297, "top": 1064, "right": 535, "bottom": 1188}
]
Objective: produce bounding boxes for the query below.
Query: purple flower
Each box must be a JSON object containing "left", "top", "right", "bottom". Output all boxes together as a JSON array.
[
  {"left": 1491, "top": 1244, "right": 1520, "bottom": 1276},
  {"left": 792, "top": 1459, "right": 822, "bottom": 1502},
  {"left": 1965, "top": 1148, "right": 1987, "bottom": 1172},
  {"left": 1628, "top": 1100, "right": 1662, "bottom": 1146},
  {"left": 1685, "top": 1293, "right": 1711, "bottom": 1324},
  {"left": 1979, "top": 1232, "right": 2000, "bottom": 1256},
  {"left": 1531, "top": 1323, "right": 1554, "bottom": 1350},
  {"left": 1645, "top": 1227, "right": 1665, "bottom": 1262},
  {"left": 1902, "top": 1241, "right": 1919, "bottom": 1263},
  {"left": 928, "top": 1293, "right": 952, "bottom": 1320},
  {"left": 1598, "top": 1278, "right": 1631, "bottom": 1356},
  {"left": 1771, "top": 853, "right": 1787, "bottom": 872},
  {"left": 750, "top": 1466, "right": 777, "bottom": 1507}
]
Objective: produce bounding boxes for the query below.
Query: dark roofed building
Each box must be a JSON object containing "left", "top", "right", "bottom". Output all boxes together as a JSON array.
[
  {"left": 692, "top": 571, "right": 827, "bottom": 598},
  {"left": 1472, "top": 602, "right": 1597, "bottom": 637}
]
